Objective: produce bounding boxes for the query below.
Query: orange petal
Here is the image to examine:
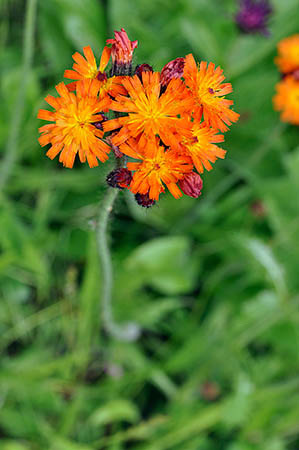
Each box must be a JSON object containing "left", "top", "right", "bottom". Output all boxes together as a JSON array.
[
  {"left": 99, "top": 46, "right": 111, "bottom": 72},
  {"left": 37, "top": 109, "right": 54, "bottom": 121}
]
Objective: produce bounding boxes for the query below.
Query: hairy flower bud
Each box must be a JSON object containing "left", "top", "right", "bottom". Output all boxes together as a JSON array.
[
  {"left": 106, "top": 168, "right": 133, "bottom": 189},
  {"left": 135, "top": 64, "right": 153, "bottom": 80},
  {"left": 135, "top": 193, "right": 156, "bottom": 208},
  {"left": 107, "top": 28, "right": 138, "bottom": 76},
  {"left": 179, "top": 172, "right": 203, "bottom": 198},
  {"left": 161, "top": 57, "right": 185, "bottom": 87}
]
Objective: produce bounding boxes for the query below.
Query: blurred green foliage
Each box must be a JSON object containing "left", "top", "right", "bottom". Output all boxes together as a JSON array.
[{"left": 1, "top": 0, "right": 299, "bottom": 448}]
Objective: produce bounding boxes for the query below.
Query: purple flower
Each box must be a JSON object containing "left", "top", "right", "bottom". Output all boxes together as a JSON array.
[{"left": 235, "top": 0, "right": 272, "bottom": 35}]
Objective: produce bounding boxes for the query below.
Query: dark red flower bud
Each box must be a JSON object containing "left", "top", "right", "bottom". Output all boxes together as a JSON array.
[
  {"left": 293, "top": 69, "right": 299, "bottom": 81},
  {"left": 161, "top": 57, "right": 185, "bottom": 87},
  {"left": 179, "top": 172, "right": 203, "bottom": 198},
  {"left": 135, "top": 193, "right": 156, "bottom": 208},
  {"left": 135, "top": 64, "right": 153, "bottom": 80},
  {"left": 106, "top": 168, "right": 133, "bottom": 189},
  {"left": 97, "top": 71, "right": 108, "bottom": 82}
]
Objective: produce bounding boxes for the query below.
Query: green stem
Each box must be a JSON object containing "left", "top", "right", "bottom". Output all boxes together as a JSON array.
[
  {"left": 0, "top": 0, "right": 38, "bottom": 191},
  {"left": 97, "top": 186, "right": 140, "bottom": 341}
]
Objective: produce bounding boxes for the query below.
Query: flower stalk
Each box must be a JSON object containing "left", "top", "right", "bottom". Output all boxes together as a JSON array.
[{"left": 96, "top": 182, "right": 140, "bottom": 341}]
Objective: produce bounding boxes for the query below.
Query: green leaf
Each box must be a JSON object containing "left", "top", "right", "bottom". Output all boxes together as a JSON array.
[
  {"left": 89, "top": 399, "right": 140, "bottom": 426},
  {"left": 126, "top": 236, "right": 198, "bottom": 294},
  {"left": 242, "top": 238, "right": 287, "bottom": 299}
]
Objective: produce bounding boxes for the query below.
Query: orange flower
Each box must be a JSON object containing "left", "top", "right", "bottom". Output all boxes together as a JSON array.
[
  {"left": 103, "top": 71, "right": 193, "bottom": 149},
  {"left": 181, "top": 123, "right": 226, "bottom": 173},
  {"left": 183, "top": 54, "right": 239, "bottom": 132},
  {"left": 38, "top": 79, "right": 111, "bottom": 168},
  {"left": 121, "top": 137, "right": 193, "bottom": 200},
  {"left": 64, "top": 46, "right": 125, "bottom": 102},
  {"left": 275, "top": 34, "right": 299, "bottom": 74},
  {"left": 273, "top": 76, "right": 299, "bottom": 125}
]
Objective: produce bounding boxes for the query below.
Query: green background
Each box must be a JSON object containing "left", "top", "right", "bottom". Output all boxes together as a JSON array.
[{"left": 1, "top": 0, "right": 299, "bottom": 448}]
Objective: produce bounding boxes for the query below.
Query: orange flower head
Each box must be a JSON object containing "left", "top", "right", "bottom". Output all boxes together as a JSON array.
[
  {"left": 183, "top": 54, "right": 239, "bottom": 132},
  {"left": 120, "top": 137, "right": 193, "bottom": 200},
  {"left": 37, "top": 79, "right": 111, "bottom": 168},
  {"left": 273, "top": 76, "right": 299, "bottom": 125},
  {"left": 181, "top": 123, "right": 226, "bottom": 173},
  {"left": 107, "top": 28, "right": 138, "bottom": 67},
  {"left": 275, "top": 34, "right": 299, "bottom": 74},
  {"left": 103, "top": 71, "right": 194, "bottom": 149},
  {"left": 64, "top": 46, "right": 125, "bottom": 102}
]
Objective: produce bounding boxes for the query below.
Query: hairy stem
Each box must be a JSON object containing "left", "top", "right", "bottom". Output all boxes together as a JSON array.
[
  {"left": 0, "top": 0, "right": 38, "bottom": 191},
  {"left": 97, "top": 186, "right": 140, "bottom": 341}
]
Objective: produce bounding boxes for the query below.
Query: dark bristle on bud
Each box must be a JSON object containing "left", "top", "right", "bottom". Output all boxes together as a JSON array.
[
  {"left": 179, "top": 173, "right": 203, "bottom": 198},
  {"left": 135, "top": 193, "right": 155, "bottom": 208},
  {"left": 106, "top": 168, "right": 132, "bottom": 189},
  {"left": 135, "top": 64, "right": 153, "bottom": 80}
]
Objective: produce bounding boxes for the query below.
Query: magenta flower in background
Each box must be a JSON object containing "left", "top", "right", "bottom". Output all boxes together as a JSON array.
[{"left": 235, "top": 0, "right": 272, "bottom": 35}]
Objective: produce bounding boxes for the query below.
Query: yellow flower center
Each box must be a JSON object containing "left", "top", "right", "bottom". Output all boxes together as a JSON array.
[{"left": 289, "top": 86, "right": 299, "bottom": 107}]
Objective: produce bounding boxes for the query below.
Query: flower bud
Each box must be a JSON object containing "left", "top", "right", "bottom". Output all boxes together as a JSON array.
[
  {"left": 135, "top": 193, "right": 156, "bottom": 208},
  {"left": 106, "top": 168, "right": 133, "bottom": 189},
  {"left": 97, "top": 71, "right": 108, "bottom": 82},
  {"left": 235, "top": 0, "right": 272, "bottom": 36},
  {"left": 293, "top": 69, "right": 299, "bottom": 81},
  {"left": 107, "top": 28, "right": 138, "bottom": 76},
  {"left": 179, "top": 172, "right": 203, "bottom": 198},
  {"left": 135, "top": 64, "right": 153, "bottom": 80},
  {"left": 161, "top": 57, "right": 185, "bottom": 87}
]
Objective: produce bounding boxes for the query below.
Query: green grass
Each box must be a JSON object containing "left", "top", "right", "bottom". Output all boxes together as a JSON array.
[{"left": 1, "top": 0, "right": 299, "bottom": 448}]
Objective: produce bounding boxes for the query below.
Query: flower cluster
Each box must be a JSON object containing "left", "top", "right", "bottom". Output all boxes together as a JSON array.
[
  {"left": 235, "top": 0, "right": 272, "bottom": 36},
  {"left": 273, "top": 34, "right": 299, "bottom": 125},
  {"left": 38, "top": 28, "right": 239, "bottom": 206}
]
